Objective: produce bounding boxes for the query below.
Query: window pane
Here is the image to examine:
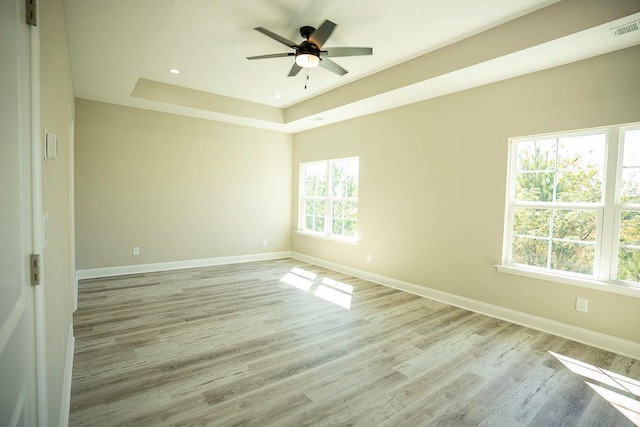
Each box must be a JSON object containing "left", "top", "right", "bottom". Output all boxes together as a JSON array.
[
  {"left": 317, "top": 179, "right": 327, "bottom": 197},
  {"left": 550, "top": 241, "right": 594, "bottom": 275},
  {"left": 344, "top": 201, "right": 357, "bottom": 219},
  {"left": 346, "top": 159, "right": 359, "bottom": 197},
  {"left": 620, "top": 211, "right": 640, "bottom": 246},
  {"left": 332, "top": 159, "right": 359, "bottom": 198},
  {"left": 556, "top": 170, "right": 602, "bottom": 203},
  {"left": 332, "top": 201, "right": 344, "bottom": 217},
  {"left": 317, "top": 165, "right": 327, "bottom": 197},
  {"left": 303, "top": 163, "right": 328, "bottom": 197},
  {"left": 343, "top": 220, "right": 357, "bottom": 237},
  {"left": 331, "top": 201, "right": 357, "bottom": 237},
  {"left": 621, "top": 131, "right": 640, "bottom": 204},
  {"left": 513, "top": 208, "right": 550, "bottom": 237},
  {"left": 305, "top": 215, "right": 313, "bottom": 230},
  {"left": 516, "top": 172, "right": 554, "bottom": 201},
  {"left": 346, "top": 178, "right": 358, "bottom": 198},
  {"left": 617, "top": 247, "right": 640, "bottom": 284},
  {"left": 557, "top": 134, "right": 606, "bottom": 170},
  {"left": 332, "top": 160, "right": 346, "bottom": 180},
  {"left": 516, "top": 139, "right": 556, "bottom": 172},
  {"left": 553, "top": 209, "right": 597, "bottom": 242},
  {"left": 512, "top": 236, "right": 548, "bottom": 267},
  {"left": 315, "top": 216, "right": 325, "bottom": 233},
  {"left": 555, "top": 134, "right": 605, "bottom": 203},
  {"left": 305, "top": 181, "right": 315, "bottom": 197},
  {"left": 313, "top": 200, "right": 325, "bottom": 217},
  {"left": 333, "top": 180, "right": 344, "bottom": 198},
  {"left": 623, "top": 130, "right": 640, "bottom": 165},
  {"left": 332, "top": 218, "right": 343, "bottom": 235},
  {"left": 621, "top": 169, "right": 640, "bottom": 204},
  {"left": 304, "top": 163, "right": 317, "bottom": 180}
]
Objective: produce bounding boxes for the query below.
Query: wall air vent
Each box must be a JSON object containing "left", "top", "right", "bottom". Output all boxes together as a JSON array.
[{"left": 610, "top": 20, "right": 640, "bottom": 36}]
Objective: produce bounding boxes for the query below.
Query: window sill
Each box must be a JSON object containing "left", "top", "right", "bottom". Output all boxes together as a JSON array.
[
  {"left": 294, "top": 230, "right": 359, "bottom": 245},
  {"left": 495, "top": 265, "right": 640, "bottom": 298}
]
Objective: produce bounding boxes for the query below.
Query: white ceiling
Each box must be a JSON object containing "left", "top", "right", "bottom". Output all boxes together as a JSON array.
[{"left": 64, "top": 0, "right": 640, "bottom": 133}]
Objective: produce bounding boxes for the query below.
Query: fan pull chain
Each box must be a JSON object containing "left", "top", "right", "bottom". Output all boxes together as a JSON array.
[{"left": 305, "top": 68, "right": 309, "bottom": 90}]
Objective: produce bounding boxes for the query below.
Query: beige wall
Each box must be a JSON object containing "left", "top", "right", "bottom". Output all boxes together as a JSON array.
[
  {"left": 292, "top": 46, "right": 640, "bottom": 343},
  {"left": 74, "top": 99, "right": 292, "bottom": 269},
  {"left": 40, "top": 0, "right": 75, "bottom": 423}
]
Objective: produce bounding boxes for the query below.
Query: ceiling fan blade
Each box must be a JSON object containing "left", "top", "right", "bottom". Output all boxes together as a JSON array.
[
  {"left": 254, "top": 27, "right": 298, "bottom": 49},
  {"left": 319, "top": 58, "right": 347, "bottom": 76},
  {"left": 322, "top": 47, "right": 372, "bottom": 57},
  {"left": 246, "top": 53, "right": 294, "bottom": 60},
  {"left": 308, "top": 20, "right": 336, "bottom": 49},
  {"left": 288, "top": 63, "right": 302, "bottom": 77}
]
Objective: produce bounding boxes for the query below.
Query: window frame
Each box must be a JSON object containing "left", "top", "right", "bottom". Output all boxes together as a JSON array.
[
  {"left": 297, "top": 156, "right": 359, "bottom": 243},
  {"left": 498, "top": 123, "right": 640, "bottom": 298}
]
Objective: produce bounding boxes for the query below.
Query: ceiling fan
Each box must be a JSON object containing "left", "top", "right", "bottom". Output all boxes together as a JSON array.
[{"left": 246, "top": 19, "right": 373, "bottom": 77}]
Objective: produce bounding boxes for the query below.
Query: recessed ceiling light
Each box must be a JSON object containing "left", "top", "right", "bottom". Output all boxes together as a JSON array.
[
  {"left": 273, "top": 94, "right": 282, "bottom": 99},
  {"left": 167, "top": 68, "right": 181, "bottom": 74}
]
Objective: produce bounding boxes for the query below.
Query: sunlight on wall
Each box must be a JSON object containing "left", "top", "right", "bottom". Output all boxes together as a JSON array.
[
  {"left": 280, "top": 267, "right": 353, "bottom": 309},
  {"left": 549, "top": 351, "right": 640, "bottom": 424}
]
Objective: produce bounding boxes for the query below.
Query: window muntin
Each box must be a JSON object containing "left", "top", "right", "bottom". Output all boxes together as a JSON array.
[
  {"left": 299, "top": 157, "right": 359, "bottom": 240},
  {"left": 504, "top": 124, "right": 640, "bottom": 289}
]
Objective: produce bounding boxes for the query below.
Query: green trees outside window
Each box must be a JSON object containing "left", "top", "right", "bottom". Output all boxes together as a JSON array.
[{"left": 506, "top": 125, "right": 640, "bottom": 286}]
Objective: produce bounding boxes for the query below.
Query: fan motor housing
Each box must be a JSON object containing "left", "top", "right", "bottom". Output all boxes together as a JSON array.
[
  {"left": 296, "top": 40, "right": 321, "bottom": 57},
  {"left": 299, "top": 26, "right": 315, "bottom": 39}
]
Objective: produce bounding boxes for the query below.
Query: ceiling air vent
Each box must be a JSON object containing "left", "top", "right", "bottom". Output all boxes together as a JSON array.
[{"left": 610, "top": 20, "right": 640, "bottom": 36}]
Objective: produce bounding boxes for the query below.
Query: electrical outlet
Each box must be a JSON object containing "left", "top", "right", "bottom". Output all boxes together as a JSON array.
[
  {"left": 576, "top": 297, "right": 588, "bottom": 312},
  {"left": 263, "top": 239, "right": 268, "bottom": 246},
  {"left": 366, "top": 254, "right": 372, "bottom": 264},
  {"left": 133, "top": 247, "right": 140, "bottom": 256}
]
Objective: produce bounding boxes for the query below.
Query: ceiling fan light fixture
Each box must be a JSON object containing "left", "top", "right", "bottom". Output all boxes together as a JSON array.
[{"left": 295, "top": 53, "right": 320, "bottom": 68}]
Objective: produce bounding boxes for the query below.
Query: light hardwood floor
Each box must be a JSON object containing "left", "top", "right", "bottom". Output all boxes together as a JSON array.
[{"left": 70, "top": 258, "right": 640, "bottom": 426}]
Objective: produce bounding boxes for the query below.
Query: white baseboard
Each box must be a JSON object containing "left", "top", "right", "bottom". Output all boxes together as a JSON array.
[
  {"left": 76, "top": 251, "right": 292, "bottom": 280},
  {"left": 291, "top": 252, "right": 640, "bottom": 360},
  {"left": 59, "top": 323, "right": 74, "bottom": 427}
]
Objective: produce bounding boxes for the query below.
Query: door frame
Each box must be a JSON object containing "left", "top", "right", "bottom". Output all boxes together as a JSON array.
[{"left": 29, "top": 16, "right": 49, "bottom": 427}]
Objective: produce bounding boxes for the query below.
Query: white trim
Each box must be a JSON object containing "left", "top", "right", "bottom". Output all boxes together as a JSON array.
[
  {"left": 0, "top": 292, "right": 26, "bottom": 354},
  {"left": 30, "top": 22, "right": 48, "bottom": 427},
  {"left": 59, "top": 323, "right": 74, "bottom": 427},
  {"left": 76, "top": 251, "right": 293, "bottom": 280},
  {"left": 291, "top": 252, "right": 640, "bottom": 360},
  {"left": 294, "top": 230, "right": 359, "bottom": 245},
  {"left": 496, "top": 264, "right": 640, "bottom": 298},
  {"left": 68, "top": 108, "right": 77, "bottom": 312}
]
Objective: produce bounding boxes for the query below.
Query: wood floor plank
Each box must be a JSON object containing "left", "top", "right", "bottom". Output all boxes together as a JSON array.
[{"left": 70, "top": 258, "right": 640, "bottom": 426}]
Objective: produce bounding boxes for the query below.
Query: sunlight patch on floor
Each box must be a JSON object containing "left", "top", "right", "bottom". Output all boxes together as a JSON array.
[
  {"left": 280, "top": 267, "right": 353, "bottom": 309},
  {"left": 550, "top": 351, "right": 640, "bottom": 425},
  {"left": 280, "top": 272, "right": 314, "bottom": 291}
]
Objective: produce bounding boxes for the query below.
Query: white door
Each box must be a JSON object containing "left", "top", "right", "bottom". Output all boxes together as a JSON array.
[{"left": 0, "top": 0, "right": 39, "bottom": 426}]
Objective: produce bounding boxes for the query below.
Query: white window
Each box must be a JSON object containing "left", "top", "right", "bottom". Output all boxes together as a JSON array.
[
  {"left": 299, "top": 157, "right": 359, "bottom": 241},
  {"left": 501, "top": 123, "right": 640, "bottom": 292}
]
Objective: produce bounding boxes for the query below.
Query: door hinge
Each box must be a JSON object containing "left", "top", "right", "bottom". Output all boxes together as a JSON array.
[
  {"left": 26, "top": 0, "right": 37, "bottom": 26},
  {"left": 30, "top": 254, "right": 41, "bottom": 286}
]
